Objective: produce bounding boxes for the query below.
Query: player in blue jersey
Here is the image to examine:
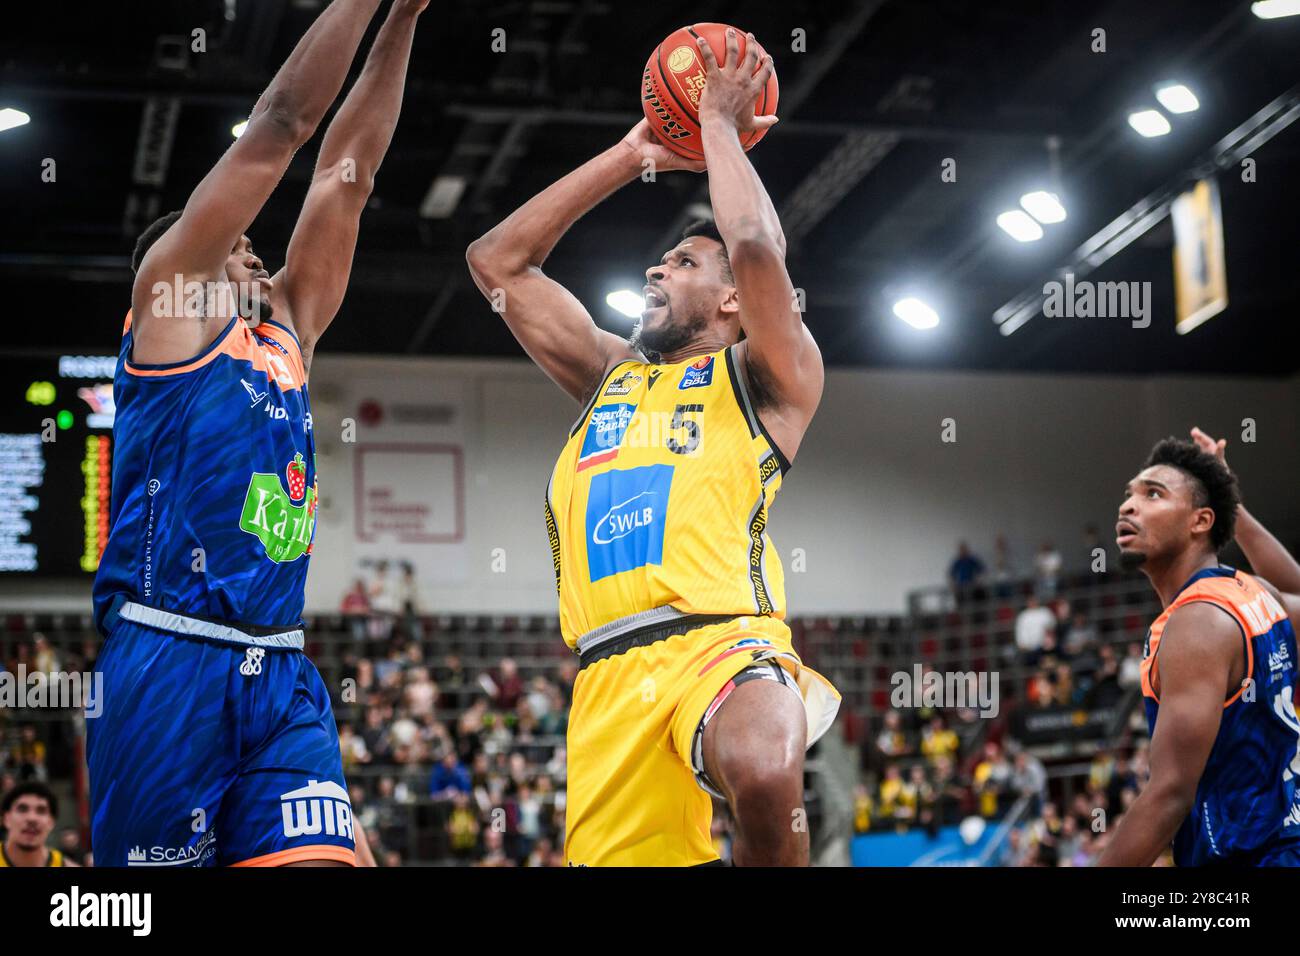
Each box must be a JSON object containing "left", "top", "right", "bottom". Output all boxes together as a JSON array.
[
  {"left": 1099, "top": 431, "right": 1300, "bottom": 866},
  {"left": 88, "top": 0, "right": 429, "bottom": 867}
]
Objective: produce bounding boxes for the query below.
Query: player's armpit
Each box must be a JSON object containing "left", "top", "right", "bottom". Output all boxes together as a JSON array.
[
  {"left": 728, "top": 240, "right": 824, "bottom": 420},
  {"left": 465, "top": 249, "right": 638, "bottom": 404}
]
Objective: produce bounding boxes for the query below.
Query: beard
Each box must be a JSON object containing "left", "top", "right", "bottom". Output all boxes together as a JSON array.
[
  {"left": 1117, "top": 549, "right": 1148, "bottom": 572},
  {"left": 629, "top": 306, "right": 707, "bottom": 363}
]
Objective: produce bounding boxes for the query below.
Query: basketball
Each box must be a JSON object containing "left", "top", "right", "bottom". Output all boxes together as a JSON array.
[{"left": 641, "top": 22, "right": 779, "bottom": 159}]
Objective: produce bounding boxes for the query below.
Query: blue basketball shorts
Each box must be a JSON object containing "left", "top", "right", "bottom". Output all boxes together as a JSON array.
[{"left": 86, "top": 613, "right": 354, "bottom": 867}]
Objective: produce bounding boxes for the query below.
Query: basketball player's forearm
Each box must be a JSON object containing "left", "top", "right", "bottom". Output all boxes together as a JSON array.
[
  {"left": 699, "top": 115, "right": 785, "bottom": 253},
  {"left": 249, "top": 0, "right": 386, "bottom": 139},
  {"left": 315, "top": 1, "right": 419, "bottom": 184},
  {"left": 471, "top": 145, "right": 642, "bottom": 270},
  {"left": 1234, "top": 506, "right": 1300, "bottom": 595},
  {"left": 1097, "top": 788, "right": 1189, "bottom": 866}
]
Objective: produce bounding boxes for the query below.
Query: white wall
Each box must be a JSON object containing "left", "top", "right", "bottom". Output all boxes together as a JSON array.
[{"left": 4, "top": 359, "right": 1296, "bottom": 616}]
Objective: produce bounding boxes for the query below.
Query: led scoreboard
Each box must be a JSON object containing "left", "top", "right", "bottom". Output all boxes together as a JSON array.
[{"left": 0, "top": 354, "right": 117, "bottom": 575}]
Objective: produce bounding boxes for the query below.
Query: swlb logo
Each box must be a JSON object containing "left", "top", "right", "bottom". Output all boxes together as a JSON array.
[
  {"left": 239, "top": 647, "right": 265, "bottom": 677},
  {"left": 577, "top": 403, "right": 636, "bottom": 472},
  {"left": 585, "top": 464, "right": 674, "bottom": 582},
  {"left": 678, "top": 355, "right": 715, "bottom": 389},
  {"left": 280, "top": 779, "right": 354, "bottom": 841}
]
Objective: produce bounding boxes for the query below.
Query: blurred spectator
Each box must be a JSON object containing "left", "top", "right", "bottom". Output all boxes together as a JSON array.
[
  {"left": 340, "top": 578, "right": 371, "bottom": 642},
  {"left": 1011, "top": 748, "right": 1047, "bottom": 813},
  {"left": 429, "top": 752, "right": 471, "bottom": 801},
  {"left": 948, "top": 542, "right": 986, "bottom": 606},
  {"left": 1118, "top": 642, "right": 1143, "bottom": 690},
  {"left": 991, "top": 534, "right": 1015, "bottom": 599},
  {"left": 1062, "top": 612, "right": 1096, "bottom": 658},
  {"left": 1014, "top": 596, "right": 1055, "bottom": 665},
  {"left": 920, "top": 716, "right": 959, "bottom": 764},
  {"left": 876, "top": 711, "right": 908, "bottom": 758},
  {"left": 1033, "top": 541, "right": 1062, "bottom": 600}
]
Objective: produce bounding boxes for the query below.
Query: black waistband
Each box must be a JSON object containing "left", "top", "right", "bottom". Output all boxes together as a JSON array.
[{"left": 578, "top": 613, "right": 740, "bottom": 670}]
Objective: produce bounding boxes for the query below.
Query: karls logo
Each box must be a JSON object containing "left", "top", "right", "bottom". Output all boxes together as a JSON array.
[
  {"left": 49, "top": 886, "right": 151, "bottom": 936},
  {"left": 238, "top": 456, "right": 317, "bottom": 563},
  {"left": 584, "top": 465, "right": 673, "bottom": 582},
  {"left": 126, "top": 828, "right": 217, "bottom": 867},
  {"left": 280, "top": 779, "right": 354, "bottom": 842}
]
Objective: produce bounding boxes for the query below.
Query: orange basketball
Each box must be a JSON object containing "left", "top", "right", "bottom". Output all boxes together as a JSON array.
[{"left": 641, "top": 23, "right": 779, "bottom": 159}]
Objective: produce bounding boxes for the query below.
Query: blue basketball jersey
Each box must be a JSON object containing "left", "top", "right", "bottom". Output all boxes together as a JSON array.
[
  {"left": 1142, "top": 566, "right": 1300, "bottom": 865},
  {"left": 93, "top": 312, "right": 318, "bottom": 632}
]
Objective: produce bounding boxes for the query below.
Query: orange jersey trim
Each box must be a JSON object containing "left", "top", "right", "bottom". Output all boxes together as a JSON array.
[
  {"left": 1142, "top": 572, "right": 1281, "bottom": 707},
  {"left": 120, "top": 310, "right": 306, "bottom": 391},
  {"left": 229, "top": 845, "right": 356, "bottom": 868}
]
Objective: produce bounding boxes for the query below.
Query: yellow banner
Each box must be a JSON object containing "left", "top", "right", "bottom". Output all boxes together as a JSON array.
[{"left": 1171, "top": 178, "right": 1228, "bottom": 334}]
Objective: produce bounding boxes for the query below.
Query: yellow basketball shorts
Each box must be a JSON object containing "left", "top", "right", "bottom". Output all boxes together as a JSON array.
[{"left": 563, "top": 615, "right": 840, "bottom": 866}]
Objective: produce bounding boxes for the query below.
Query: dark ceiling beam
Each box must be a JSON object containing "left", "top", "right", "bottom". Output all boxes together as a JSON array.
[{"left": 993, "top": 84, "right": 1300, "bottom": 336}]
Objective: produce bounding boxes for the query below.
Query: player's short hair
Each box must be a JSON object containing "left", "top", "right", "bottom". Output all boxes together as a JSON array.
[
  {"left": 679, "top": 219, "right": 733, "bottom": 284},
  {"left": 1, "top": 780, "right": 58, "bottom": 818},
  {"left": 1144, "top": 437, "right": 1241, "bottom": 552},
  {"left": 131, "top": 210, "right": 184, "bottom": 274}
]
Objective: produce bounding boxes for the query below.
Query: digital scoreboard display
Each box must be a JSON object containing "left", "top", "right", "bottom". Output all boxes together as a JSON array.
[{"left": 0, "top": 354, "right": 117, "bottom": 575}]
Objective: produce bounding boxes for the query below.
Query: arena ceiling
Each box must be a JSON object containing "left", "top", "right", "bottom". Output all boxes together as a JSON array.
[{"left": 2, "top": 0, "right": 1298, "bottom": 375}]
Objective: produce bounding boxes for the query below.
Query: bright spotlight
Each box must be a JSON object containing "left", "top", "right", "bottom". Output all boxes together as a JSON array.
[
  {"left": 996, "top": 210, "right": 1044, "bottom": 242},
  {"left": 893, "top": 297, "right": 939, "bottom": 330},
  {"left": 605, "top": 289, "right": 644, "bottom": 319},
  {"left": 232, "top": 120, "right": 248, "bottom": 139},
  {"left": 0, "top": 108, "right": 31, "bottom": 133},
  {"left": 1252, "top": 0, "right": 1300, "bottom": 18},
  {"left": 1155, "top": 83, "right": 1199, "bottom": 114},
  {"left": 1020, "top": 191, "right": 1067, "bottom": 224},
  {"left": 1128, "top": 109, "right": 1172, "bottom": 137}
]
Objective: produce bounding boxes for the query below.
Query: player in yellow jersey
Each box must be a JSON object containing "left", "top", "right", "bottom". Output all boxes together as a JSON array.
[
  {"left": 467, "top": 29, "right": 840, "bottom": 865},
  {"left": 1, "top": 782, "right": 77, "bottom": 867}
]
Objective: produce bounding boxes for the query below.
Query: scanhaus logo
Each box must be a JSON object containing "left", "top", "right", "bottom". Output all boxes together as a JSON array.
[{"left": 281, "top": 779, "right": 354, "bottom": 841}]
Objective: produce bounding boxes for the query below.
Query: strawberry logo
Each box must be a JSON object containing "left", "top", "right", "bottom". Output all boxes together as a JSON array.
[{"left": 286, "top": 453, "right": 307, "bottom": 503}]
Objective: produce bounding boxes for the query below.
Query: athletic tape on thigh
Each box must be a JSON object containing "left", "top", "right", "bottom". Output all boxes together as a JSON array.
[{"left": 690, "top": 660, "right": 799, "bottom": 800}]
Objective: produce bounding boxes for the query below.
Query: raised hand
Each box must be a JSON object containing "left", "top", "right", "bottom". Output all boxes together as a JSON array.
[
  {"left": 620, "top": 118, "right": 706, "bottom": 173},
  {"left": 1190, "top": 426, "right": 1229, "bottom": 470},
  {"left": 694, "top": 28, "right": 777, "bottom": 133}
]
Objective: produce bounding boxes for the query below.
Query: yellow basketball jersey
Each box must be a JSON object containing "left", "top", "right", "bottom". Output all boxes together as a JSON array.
[{"left": 546, "top": 346, "right": 789, "bottom": 648}]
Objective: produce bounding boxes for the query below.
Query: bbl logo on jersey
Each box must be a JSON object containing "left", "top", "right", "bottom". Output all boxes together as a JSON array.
[
  {"left": 585, "top": 464, "right": 674, "bottom": 582},
  {"left": 678, "top": 355, "right": 715, "bottom": 389}
]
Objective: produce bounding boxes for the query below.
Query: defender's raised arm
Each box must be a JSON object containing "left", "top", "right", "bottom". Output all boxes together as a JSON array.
[
  {"left": 276, "top": 0, "right": 430, "bottom": 370},
  {"left": 131, "top": 0, "right": 386, "bottom": 363}
]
